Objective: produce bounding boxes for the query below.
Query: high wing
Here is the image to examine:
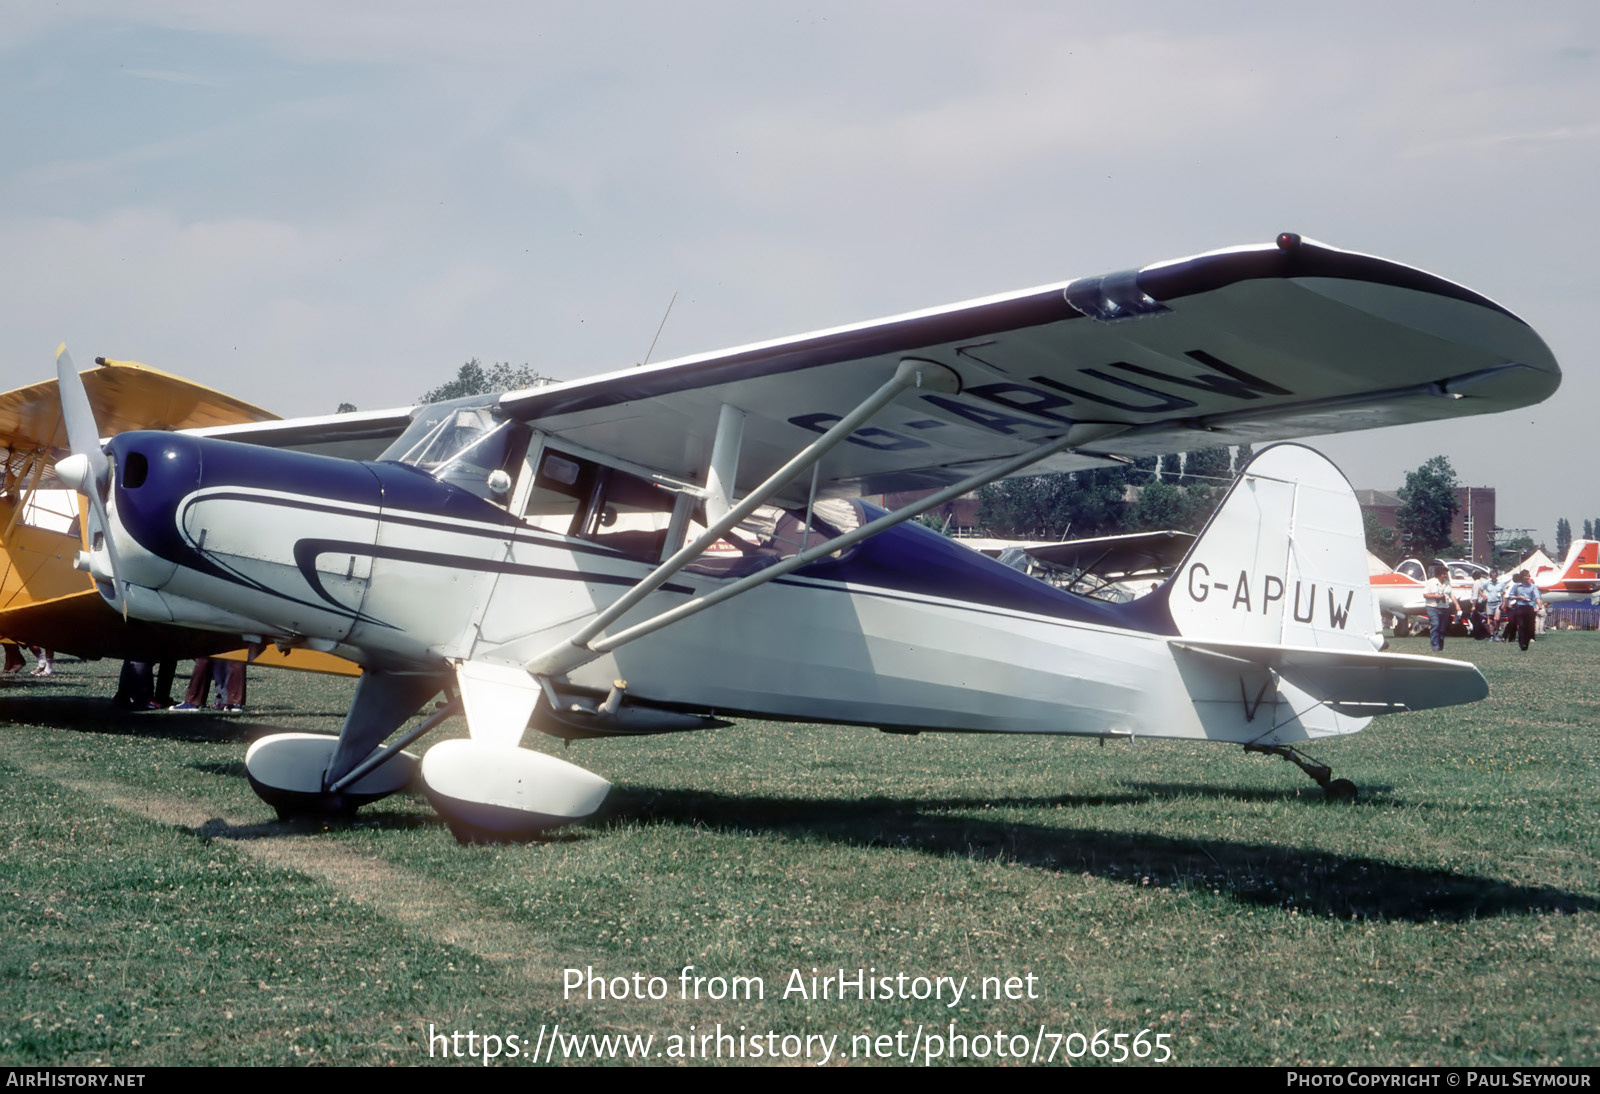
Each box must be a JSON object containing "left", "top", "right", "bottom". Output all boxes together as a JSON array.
[{"left": 497, "top": 235, "right": 1559, "bottom": 503}]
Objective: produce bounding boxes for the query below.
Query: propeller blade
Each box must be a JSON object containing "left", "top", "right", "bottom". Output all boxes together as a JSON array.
[
  {"left": 54, "top": 345, "right": 126, "bottom": 616},
  {"left": 54, "top": 344, "right": 108, "bottom": 486}
]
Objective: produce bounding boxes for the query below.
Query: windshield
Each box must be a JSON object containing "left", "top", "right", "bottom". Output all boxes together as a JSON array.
[{"left": 381, "top": 404, "right": 526, "bottom": 502}]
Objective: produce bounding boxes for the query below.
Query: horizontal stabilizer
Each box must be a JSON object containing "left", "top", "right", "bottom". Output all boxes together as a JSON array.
[{"left": 1171, "top": 638, "right": 1487, "bottom": 713}]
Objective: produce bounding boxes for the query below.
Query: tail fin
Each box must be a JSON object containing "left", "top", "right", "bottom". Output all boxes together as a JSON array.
[
  {"left": 1163, "top": 444, "right": 1485, "bottom": 743},
  {"left": 1559, "top": 540, "right": 1599, "bottom": 583},
  {"left": 1167, "top": 443, "right": 1375, "bottom": 651}
]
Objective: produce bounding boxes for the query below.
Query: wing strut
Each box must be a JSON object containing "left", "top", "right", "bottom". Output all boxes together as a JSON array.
[
  {"left": 705, "top": 402, "right": 745, "bottom": 525},
  {"left": 526, "top": 358, "right": 957, "bottom": 673},
  {"left": 2, "top": 449, "right": 48, "bottom": 542},
  {"left": 526, "top": 416, "right": 1128, "bottom": 677}
]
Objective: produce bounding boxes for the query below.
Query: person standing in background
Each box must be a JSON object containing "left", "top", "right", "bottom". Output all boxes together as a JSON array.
[
  {"left": 1424, "top": 564, "right": 1451, "bottom": 652},
  {"left": 1504, "top": 569, "right": 1543, "bottom": 651}
]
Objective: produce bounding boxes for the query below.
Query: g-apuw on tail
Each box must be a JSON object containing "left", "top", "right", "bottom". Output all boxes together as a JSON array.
[{"left": 1159, "top": 444, "right": 1487, "bottom": 797}]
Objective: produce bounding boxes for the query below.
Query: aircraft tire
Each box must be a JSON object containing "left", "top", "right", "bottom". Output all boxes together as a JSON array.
[
  {"left": 1324, "top": 778, "right": 1359, "bottom": 802},
  {"left": 245, "top": 732, "right": 419, "bottom": 818},
  {"left": 420, "top": 739, "right": 611, "bottom": 843}
]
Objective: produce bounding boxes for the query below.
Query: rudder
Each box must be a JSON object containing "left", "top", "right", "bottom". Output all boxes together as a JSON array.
[{"left": 1167, "top": 444, "right": 1376, "bottom": 652}]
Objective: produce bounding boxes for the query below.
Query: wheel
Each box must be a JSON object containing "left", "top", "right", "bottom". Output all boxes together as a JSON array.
[
  {"left": 1391, "top": 617, "right": 1411, "bottom": 638},
  {"left": 245, "top": 732, "right": 419, "bottom": 818},
  {"left": 1323, "top": 778, "right": 1358, "bottom": 802},
  {"left": 421, "top": 739, "right": 611, "bottom": 843}
]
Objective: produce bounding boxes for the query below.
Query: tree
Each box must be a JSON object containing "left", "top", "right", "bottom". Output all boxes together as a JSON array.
[
  {"left": 1231, "top": 442, "right": 1255, "bottom": 477},
  {"left": 1068, "top": 466, "right": 1134, "bottom": 536},
  {"left": 1496, "top": 534, "right": 1535, "bottom": 569},
  {"left": 1363, "top": 511, "right": 1402, "bottom": 567},
  {"left": 975, "top": 474, "right": 1063, "bottom": 539},
  {"left": 335, "top": 401, "right": 358, "bottom": 413},
  {"left": 1158, "top": 452, "right": 1182, "bottom": 482},
  {"left": 975, "top": 454, "right": 1230, "bottom": 541},
  {"left": 1395, "top": 456, "right": 1459, "bottom": 558},
  {"left": 1126, "top": 455, "right": 1158, "bottom": 487},
  {"left": 1126, "top": 481, "right": 1195, "bottom": 532},
  {"left": 976, "top": 465, "right": 1135, "bottom": 540},
  {"left": 1182, "top": 446, "right": 1232, "bottom": 487},
  {"left": 1585, "top": 519, "right": 1594, "bottom": 541},
  {"left": 421, "top": 359, "right": 551, "bottom": 403},
  {"left": 1556, "top": 517, "right": 1573, "bottom": 560}
]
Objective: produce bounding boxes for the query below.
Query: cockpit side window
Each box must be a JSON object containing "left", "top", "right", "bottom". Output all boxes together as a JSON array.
[
  {"left": 521, "top": 445, "right": 679, "bottom": 559},
  {"left": 523, "top": 449, "right": 595, "bottom": 536}
]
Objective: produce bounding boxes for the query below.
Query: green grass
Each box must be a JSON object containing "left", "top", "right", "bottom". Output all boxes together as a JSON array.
[{"left": 1, "top": 633, "right": 1596, "bottom": 1066}]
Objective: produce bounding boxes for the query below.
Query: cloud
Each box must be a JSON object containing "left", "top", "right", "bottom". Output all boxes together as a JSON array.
[
  {"left": 119, "top": 67, "right": 218, "bottom": 87},
  {"left": 0, "top": 209, "right": 381, "bottom": 401},
  {"left": 1405, "top": 122, "right": 1600, "bottom": 159}
]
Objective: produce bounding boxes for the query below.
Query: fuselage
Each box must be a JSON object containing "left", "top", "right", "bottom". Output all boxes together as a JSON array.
[{"left": 91, "top": 429, "right": 1349, "bottom": 746}]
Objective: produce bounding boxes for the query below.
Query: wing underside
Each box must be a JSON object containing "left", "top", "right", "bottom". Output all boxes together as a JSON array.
[{"left": 499, "top": 237, "right": 1559, "bottom": 505}]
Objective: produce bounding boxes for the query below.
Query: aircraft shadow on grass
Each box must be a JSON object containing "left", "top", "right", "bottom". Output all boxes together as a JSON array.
[
  {"left": 9, "top": 691, "right": 1586, "bottom": 920},
  {"left": 183, "top": 810, "right": 442, "bottom": 843},
  {"left": 598, "top": 785, "right": 1597, "bottom": 924}
]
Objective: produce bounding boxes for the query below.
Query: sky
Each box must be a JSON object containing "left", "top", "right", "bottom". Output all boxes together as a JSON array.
[{"left": 2, "top": 1, "right": 1595, "bottom": 536}]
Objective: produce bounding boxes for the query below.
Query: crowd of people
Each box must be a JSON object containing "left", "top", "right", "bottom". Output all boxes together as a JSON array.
[
  {"left": 2, "top": 646, "right": 248, "bottom": 712},
  {"left": 1422, "top": 566, "right": 1545, "bottom": 652},
  {"left": 109, "top": 657, "right": 249, "bottom": 712}
]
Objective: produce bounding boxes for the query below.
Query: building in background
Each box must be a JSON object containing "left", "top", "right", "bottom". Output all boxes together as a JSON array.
[{"left": 1356, "top": 486, "right": 1497, "bottom": 564}]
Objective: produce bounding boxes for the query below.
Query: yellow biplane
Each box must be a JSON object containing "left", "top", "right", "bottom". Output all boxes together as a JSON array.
[{"left": 0, "top": 357, "right": 359, "bottom": 673}]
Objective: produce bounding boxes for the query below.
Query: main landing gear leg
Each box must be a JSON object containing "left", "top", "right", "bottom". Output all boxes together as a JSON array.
[
  {"left": 1243, "top": 743, "right": 1359, "bottom": 802},
  {"left": 245, "top": 670, "right": 450, "bottom": 819}
]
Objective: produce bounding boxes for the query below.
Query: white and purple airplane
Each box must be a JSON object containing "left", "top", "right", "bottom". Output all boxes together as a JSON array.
[{"left": 53, "top": 234, "right": 1560, "bottom": 839}]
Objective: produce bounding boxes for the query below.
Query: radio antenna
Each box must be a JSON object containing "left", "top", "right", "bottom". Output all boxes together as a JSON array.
[{"left": 640, "top": 290, "right": 678, "bottom": 367}]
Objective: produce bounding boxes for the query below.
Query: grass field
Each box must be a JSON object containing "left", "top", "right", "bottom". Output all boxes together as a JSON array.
[{"left": 2, "top": 632, "right": 1596, "bottom": 1066}]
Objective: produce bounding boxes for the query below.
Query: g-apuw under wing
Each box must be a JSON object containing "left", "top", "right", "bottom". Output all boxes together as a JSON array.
[{"left": 497, "top": 233, "right": 1558, "bottom": 504}]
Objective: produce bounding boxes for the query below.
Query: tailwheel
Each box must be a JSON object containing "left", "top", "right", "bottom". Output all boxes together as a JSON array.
[
  {"left": 1243, "top": 743, "right": 1359, "bottom": 802},
  {"left": 420, "top": 738, "right": 611, "bottom": 843},
  {"left": 1324, "top": 777, "right": 1359, "bottom": 802},
  {"left": 245, "top": 732, "right": 420, "bottom": 820}
]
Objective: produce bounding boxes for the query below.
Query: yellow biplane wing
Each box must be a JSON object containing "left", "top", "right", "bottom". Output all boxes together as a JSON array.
[
  {"left": 1, "top": 356, "right": 279, "bottom": 486},
  {"left": 0, "top": 358, "right": 356, "bottom": 674}
]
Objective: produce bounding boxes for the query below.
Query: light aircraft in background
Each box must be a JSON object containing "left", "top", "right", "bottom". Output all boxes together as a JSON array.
[
  {"left": 51, "top": 234, "right": 1560, "bottom": 838},
  {"left": 1372, "top": 541, "right": 1600, "bottom": 633},
  {"left": 1524, "top": 541, "right": 1600, "bottom": 603},
  {"left": 958, "top": 529, "right": 1195, "bottom": 602}
]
